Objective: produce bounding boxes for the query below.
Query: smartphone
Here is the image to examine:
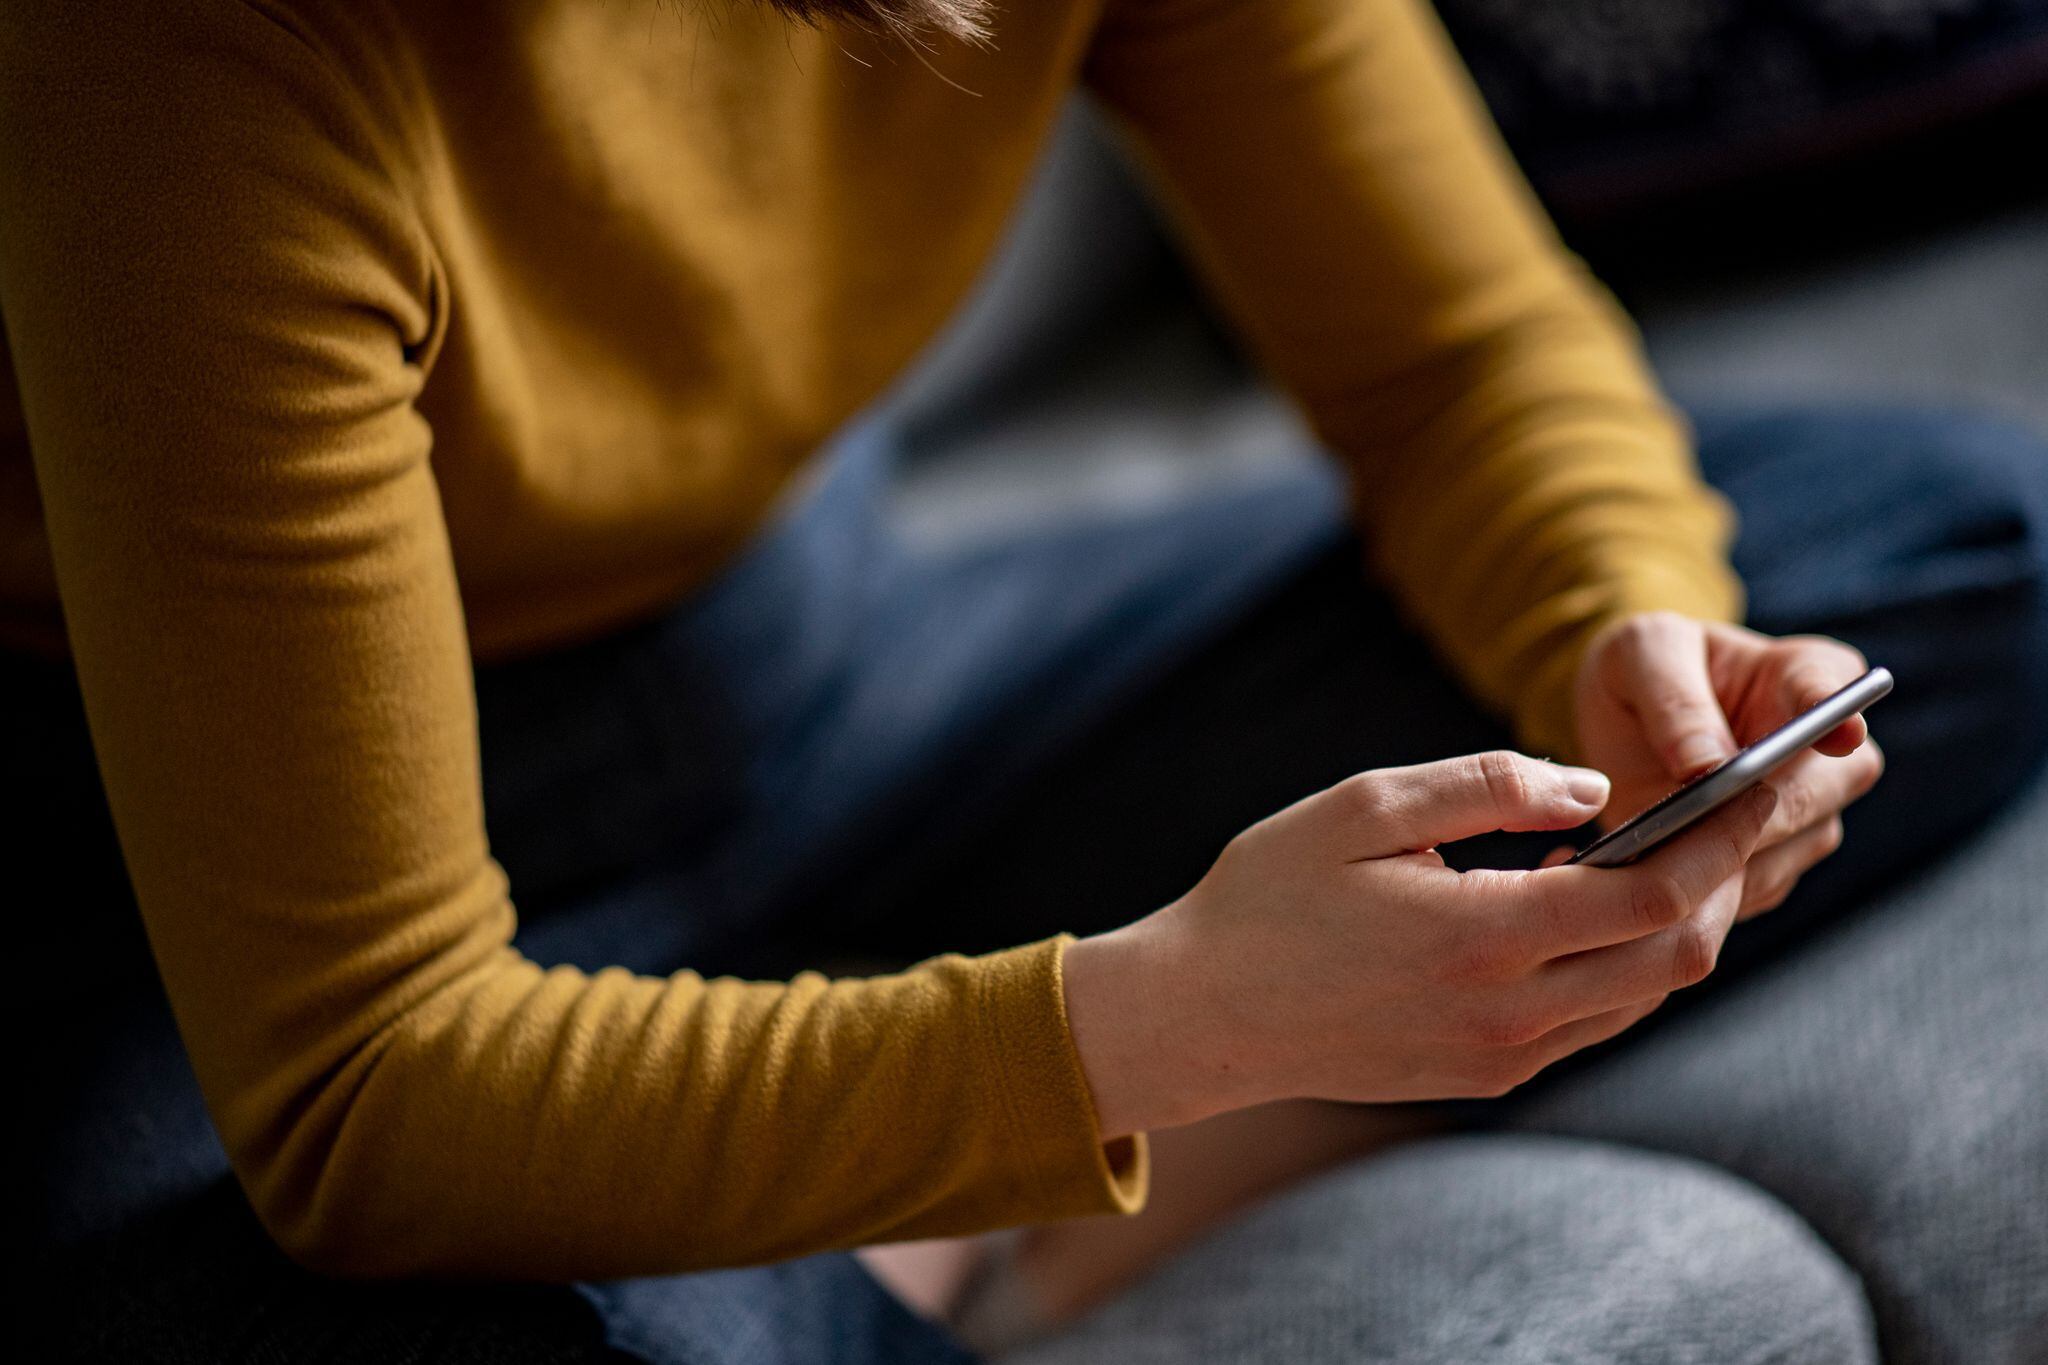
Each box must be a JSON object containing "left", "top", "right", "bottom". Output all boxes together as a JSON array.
[{"left": 1566, "top": 666, "right": 1893, "bottom": 868}]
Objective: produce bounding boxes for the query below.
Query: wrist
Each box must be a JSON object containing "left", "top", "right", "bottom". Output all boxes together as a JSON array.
[
  {"left": 1061, "top": 909, "right": 1266, "bottom": 1139},
  {"left": 1509, "top": 614, "right": 1611, "bottom": 762}
]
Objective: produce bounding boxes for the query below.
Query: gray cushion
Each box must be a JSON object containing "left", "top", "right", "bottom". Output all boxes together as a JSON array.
[
  {"left": 1007, "top": 1134, "right": 1877, "bottom": 1365},
  {"left": 1512, "top": 769, "right": 2048, "bottom": 1363}
]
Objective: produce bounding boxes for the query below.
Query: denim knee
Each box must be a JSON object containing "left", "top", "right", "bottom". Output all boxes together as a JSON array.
[
  {"left": 1702, "top": 405, "right": 2048, "bottom": 797},
  {"left": 1865, "top": 405, "right": 2048, "bottom": 736},
  {"left": 1703, "top": 404, "right": 2042, "bottom": 595},
  {"left": 1894, "top": 411, "right": 2048, "bottom": 790}
]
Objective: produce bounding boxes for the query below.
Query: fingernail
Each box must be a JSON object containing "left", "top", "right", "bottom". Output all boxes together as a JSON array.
[{"left": 1563, "top": 767, "right": 1610, "bottom": 809}]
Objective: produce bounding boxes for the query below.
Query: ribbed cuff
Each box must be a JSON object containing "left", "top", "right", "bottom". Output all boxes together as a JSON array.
[{"left": 972, "top": 937, "right": 1149, "bottom": 1220}]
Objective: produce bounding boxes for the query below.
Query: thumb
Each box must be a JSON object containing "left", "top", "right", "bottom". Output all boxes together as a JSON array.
[
  {"left": 1599, "top": 614, "right": 1739, "bottom": 778},
  {"left": 1331, "top": 751, "right": 1610, "bottom": 859}
]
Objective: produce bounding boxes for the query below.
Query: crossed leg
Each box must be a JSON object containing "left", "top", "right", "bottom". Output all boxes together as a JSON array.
[{"left": 859, "top": 405, "right": 2048, "bottom": 1359}]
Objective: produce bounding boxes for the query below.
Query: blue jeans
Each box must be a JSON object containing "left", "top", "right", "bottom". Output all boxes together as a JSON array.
[{"left": 14, "top": 405, "right": 2048, "bottom": 1362}]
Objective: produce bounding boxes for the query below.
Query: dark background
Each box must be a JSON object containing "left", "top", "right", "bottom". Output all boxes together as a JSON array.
[{"left": 883, "top": 0, "right": 2048, "bottom": 548}]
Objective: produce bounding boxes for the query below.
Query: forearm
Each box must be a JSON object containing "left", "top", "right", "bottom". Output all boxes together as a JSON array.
[
  {"left": 237, "top": 936, "right": 1144, "bottom": 1280},
  {"left": 1340, "top": 296, "right": 1744, "bottom": 758},
  {"left": 1085, "top": 0, "right": 1742, "bottom": 758}
]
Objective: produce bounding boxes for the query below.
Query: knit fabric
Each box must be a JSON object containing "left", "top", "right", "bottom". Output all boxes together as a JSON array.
[{"left": 0, "top": 0, "right": 1733, "bottom": 1278}]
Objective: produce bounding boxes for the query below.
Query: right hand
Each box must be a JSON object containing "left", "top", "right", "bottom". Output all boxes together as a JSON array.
[{"left": 1062, "top": 751, "right": 1777, "bottom": 1138}]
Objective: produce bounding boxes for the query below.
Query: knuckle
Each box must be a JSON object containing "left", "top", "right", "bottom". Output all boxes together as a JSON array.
[
  {"left": 1627, "top": 873, "right": 1688, "bottom": 933},
  {"left": 1774, "top": 781, "right": 1813, "bottom": 831},
  {"left": 1607, "top": 611, "right": 1681, "bottom": 664},
  {"left": 1626, "top": 993, "right": 1672, "bottom": 1025},
  {"left": 1217, "top": 828, "right": 1258, "bottom": 868},
  {"left": 1736, "top": 790, "right": 1776, "bottom": 841},
  {"left": 1612, "top": 614, "right": 1656, "bottom": 650},
  {"left": 1473, "top": 750, "right": 1534, "bottom": 812},
  {"left": 1634, "top": 609, "right": 1688, "bottom": 639},
  {"left": 1747, "top": 869, "right": 1796, "bottom": 914},
  {"left": 1781, "top": 657, "right": 1847, "bottom": 706},
  {"left": 1457, "top": 1054, "right": 1531, "bottom": 1099},
  {"left": 1439, "top": 929, "right": 1514, "bottom": 984},
  {"left": 1801, "top": 635, "right": 1868, "bottom": 673},
  {"left": 1670, "top": 921, "right": 1722, "bottom": 987},
  {"left": 1457, "top": 1074, "right": 1517, "bottom": 1100},
  {"left": 1466, "top": 1001, "right": 1551, "bottom": 1049},
  {"left": 1728, "top": 831, "right": 1760, "bottom": 877},
  {"left": 1818, "top": 817, "right": 1845, "bottom": 856},
  {"left": 1335, "top": 772, "right": 1391, "bottom": 821}
]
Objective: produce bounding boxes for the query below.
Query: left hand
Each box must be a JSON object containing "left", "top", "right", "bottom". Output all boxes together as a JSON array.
[{"left": 1572, "top": 611, "right": 1885, "bottom": 918}]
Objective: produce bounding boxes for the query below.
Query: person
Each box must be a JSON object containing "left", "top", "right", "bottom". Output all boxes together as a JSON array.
[{"left": 3, "top": 0, "right": 2043, "bottom": 1361}]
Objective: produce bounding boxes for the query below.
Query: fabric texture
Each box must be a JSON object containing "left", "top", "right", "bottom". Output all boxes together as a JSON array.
[
  {"left": 1001, "top": 1135, "right": 1880, "bottom": 1365},
  {"left": 19, "top": 399, "right": 2047, "bottom": 1361},
  {"left": 859, "top": 405, "right": 2048, "bottom": 993},
  {"left": 1508, "top": 769, "right": 2048, "bottom": 1365},
  {"left": 993, "top": 762, "right": 2048, "bottom": 1365},
  {"left": 0, "top": 0, "right": 1737, "bottom": 1279}
]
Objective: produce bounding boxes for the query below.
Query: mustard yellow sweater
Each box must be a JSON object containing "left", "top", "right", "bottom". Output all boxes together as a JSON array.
[{"left": 0, "top": 0, "right": 1739, "bottom": 1279}]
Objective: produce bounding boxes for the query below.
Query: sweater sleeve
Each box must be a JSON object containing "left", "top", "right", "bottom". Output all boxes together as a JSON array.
[
  {"left": 1084, "top": 0, "right": 1743, "bottom": 757},
  {"left": 0, "top": 1, "right": 1139, "bottom": 1280}
]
